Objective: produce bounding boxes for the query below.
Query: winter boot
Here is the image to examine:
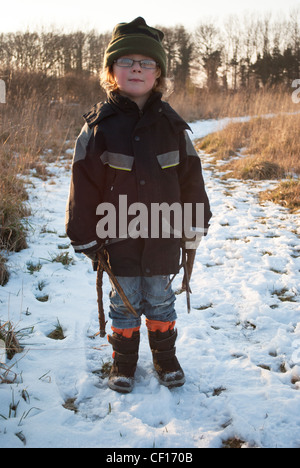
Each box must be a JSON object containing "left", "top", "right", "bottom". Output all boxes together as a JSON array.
[
  {"left": 146, "top": 320, "right": 185, "bottom": 388},
  {"left": 107, "top": 327, "right": 140, "bottom": 394}
]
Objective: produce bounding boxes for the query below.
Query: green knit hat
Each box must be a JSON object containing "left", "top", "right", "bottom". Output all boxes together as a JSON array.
[{"left": 104, "top": 17, "right": 167, "bottom": 77}]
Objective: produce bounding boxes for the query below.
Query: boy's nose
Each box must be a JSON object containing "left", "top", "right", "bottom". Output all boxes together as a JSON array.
[{"left": 132, "top": 62, "right": 142, "bottom": 72}]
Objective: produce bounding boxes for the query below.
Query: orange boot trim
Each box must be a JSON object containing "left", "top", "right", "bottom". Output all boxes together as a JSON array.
[
  {"left": 111, "top": 326, "right": 140, "bottom": 339},
  {"left": 145, "top": 319, "right": 175, "bottom": 333}
]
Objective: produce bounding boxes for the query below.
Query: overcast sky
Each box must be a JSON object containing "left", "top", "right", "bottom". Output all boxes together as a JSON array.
[{"left": 0, "top": 0, "right": 299, "bottom": 33}]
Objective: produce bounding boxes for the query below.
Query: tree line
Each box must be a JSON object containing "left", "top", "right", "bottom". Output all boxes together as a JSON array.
[{"left": 0, "top": 10, "right": 299, "bottom": 100}]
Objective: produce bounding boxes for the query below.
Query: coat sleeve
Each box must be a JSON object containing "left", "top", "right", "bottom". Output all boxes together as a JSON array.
[
  {"left": 65, "top": 123, "right": 105, "bottom": 255},
  {"left": 178, "top": 131, "right": 212, "bottom": 238}
]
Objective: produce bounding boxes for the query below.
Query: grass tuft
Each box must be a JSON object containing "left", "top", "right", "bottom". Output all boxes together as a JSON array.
[
  {"left": 222, "top": 437, "right": 246, "bottom": 448},
  {"left": 260, "top": 180, "right": 300, "bottom": 213},
  {"left": 47, "top": 320, "right": 65, "bottom": 340},
  {"left": 0, "top": 255, "right": 9, "bottom": 286},
  {"left": 0, "top": 321, "right": 23, "bottom": 360}
]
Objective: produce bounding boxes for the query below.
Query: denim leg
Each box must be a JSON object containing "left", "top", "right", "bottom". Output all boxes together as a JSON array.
[
  {"left": 108, "top": 276, "right": 143, "bottom": 329},
  {"left": 142, "top": 276, "right": 177, "bottom": 323}
]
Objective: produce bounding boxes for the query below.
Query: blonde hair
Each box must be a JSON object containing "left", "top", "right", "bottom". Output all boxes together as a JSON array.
[{"left": 99, "top": 65, "right": 173, "bottom": 97}]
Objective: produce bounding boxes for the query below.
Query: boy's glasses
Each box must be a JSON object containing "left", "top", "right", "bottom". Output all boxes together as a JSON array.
[{"left": 114, "top": 58, "right": 159, "bottom": 69}]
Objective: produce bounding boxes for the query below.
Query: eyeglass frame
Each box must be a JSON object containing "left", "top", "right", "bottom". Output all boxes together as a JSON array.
[{"left": 113, "top": 58, "right": 159, "bottom": 70}]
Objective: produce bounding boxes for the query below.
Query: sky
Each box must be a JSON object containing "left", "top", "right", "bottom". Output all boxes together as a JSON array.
[{"left": 0, "top": 0, "right": 299, "bottom": 34}]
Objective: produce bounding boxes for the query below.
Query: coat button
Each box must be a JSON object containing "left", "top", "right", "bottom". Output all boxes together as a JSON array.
[
  {"left": 140, "top": 180, "right": 146, "bottom": 185},
  {"left": 145, "top": 268, "right": 151, "bottom": 274},
  {"left": 134, "top": 136, "right": 140, "bottom": 142}
]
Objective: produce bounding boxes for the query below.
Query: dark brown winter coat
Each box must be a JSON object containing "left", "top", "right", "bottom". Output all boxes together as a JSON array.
[{"left": 66, "top": 91, "right": 212, "bottom": 276}]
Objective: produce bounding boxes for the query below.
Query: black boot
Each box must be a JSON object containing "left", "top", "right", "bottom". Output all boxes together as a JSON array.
[
  {"left": 107, "top": 331, "right": 140, "bottom": 393},
  {"left": 148, "top": 328, "right": 185, "bottom": 388}
]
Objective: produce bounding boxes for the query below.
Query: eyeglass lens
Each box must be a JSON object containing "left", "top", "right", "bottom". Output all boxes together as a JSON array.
[{"left": 115, "top": 58, "right": 157, "bottom": 69}]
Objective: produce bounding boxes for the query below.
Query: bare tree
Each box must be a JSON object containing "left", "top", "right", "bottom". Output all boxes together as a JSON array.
[
  {"left": 174, "top": 26, "right": 193, "bottom": 86},
  {"left": 159, "top": 26, "right": 179, "bottom": 77},
  {"left": 194, "top": 22, "right": 223, "bottom": 90},
  {"left": 0, "top": 14, "right": 299, "bottom": 94},
  {"left": 222, "top": 15, "right": 242, "bottom": 90},
  {"left": 86, "top": 31, "right": 111, "bottom": 74}
]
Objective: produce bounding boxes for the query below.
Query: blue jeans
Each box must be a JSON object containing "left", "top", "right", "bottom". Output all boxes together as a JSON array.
[{"left": 108, "top": 276, "right": 177, "bottom": 329}]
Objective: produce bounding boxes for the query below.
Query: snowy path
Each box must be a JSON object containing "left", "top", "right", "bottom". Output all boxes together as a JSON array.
[{"left": 0, "top": 119, "right": 300, "bottom": 448}]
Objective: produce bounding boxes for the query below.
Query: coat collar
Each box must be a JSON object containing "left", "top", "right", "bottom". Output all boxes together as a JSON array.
[
  {"left": 108, "top": 91, "right": 163, "bottom": 114},
  {"left": 83, "top": 91, "right": 190, "bottom": 133},
  {"left": 83, "top": 100, "right": 116, "bottom": 128}
]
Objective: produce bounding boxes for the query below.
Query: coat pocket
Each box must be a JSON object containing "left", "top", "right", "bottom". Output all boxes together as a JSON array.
[
  {"left": 156, "top": 151, "right": 180, "bottom": 169},
  {"left": 100, "top": 151, "right": 134, "bottom": 171}
]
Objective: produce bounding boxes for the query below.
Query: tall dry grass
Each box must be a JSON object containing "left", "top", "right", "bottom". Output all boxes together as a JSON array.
[
  {"left": 260, "top": 180, "right": 300, "bottom": 212},
  {"left": 195, "top": 113, "right": 300, "bottom": 177},
  {"left": 197, "top": 114, "right": 300, "bottom": 179},
  {"left": 169, "top": 85, "right": 298, "bottom": 121},
  {"left": 195, "top": 91, "right": 300, "bottom": 212},
  {"left": 0, "top": 90, "right": 88, "bottom": 284}
]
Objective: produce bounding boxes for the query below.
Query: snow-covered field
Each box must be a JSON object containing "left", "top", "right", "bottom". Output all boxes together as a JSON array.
[{"left": 0, "top": 118, "right": 300, "bottom": 448}]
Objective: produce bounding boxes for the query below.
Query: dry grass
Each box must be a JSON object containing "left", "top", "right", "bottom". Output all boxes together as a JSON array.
[
  {"left": 0, "top": 254, "right": 9, "bottom": 286},
  {"left": 195, "top": 111, "right": 300, "bottom": 211},
  {"left": 222, "top": 437, "right": 246, "bottom": 448},
  {"left": 0, "top": 151, "right": 30, "bottom": 252},
  {"left": 260, "top": 180, "right": 300, "bottom": 213},
  {"left": 169, "top": 86, "right": 298, "bottom": 121},
  {"left": 0, "top": 321, "right": 23, "bottom": 361},
  {"left": 47, "top": 320, "right": 65, "bottom": 340},
  {"left": 230, "top": 159, "right": 285, "bottom": 181},
  {"left": 196, "top": 113, "right": 300, "bottom": 175},
  {"left": 0, "top": 89, "right": 85, "bottom": 281}
]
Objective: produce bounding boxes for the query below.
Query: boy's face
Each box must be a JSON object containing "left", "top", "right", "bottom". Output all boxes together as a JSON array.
[{"left": 113, "top": 54, "right": 161, "bottom": 107}]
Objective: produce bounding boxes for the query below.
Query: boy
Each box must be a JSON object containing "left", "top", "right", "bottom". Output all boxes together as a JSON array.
[{"left": 66, "top": 17, "right": 212, "bottom": 393}]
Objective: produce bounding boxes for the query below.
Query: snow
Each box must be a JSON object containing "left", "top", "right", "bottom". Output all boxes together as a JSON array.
[{"left": 0, "top": 118, "right": 300, "bottom": 448}]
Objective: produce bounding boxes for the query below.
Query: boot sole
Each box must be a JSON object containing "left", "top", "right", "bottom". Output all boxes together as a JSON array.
[
  {"left": 108, "top": 376, "right": 134, "bottom": 394},
  {"left": 157, "top": 372, "right": 186, "bottom": 388}
]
